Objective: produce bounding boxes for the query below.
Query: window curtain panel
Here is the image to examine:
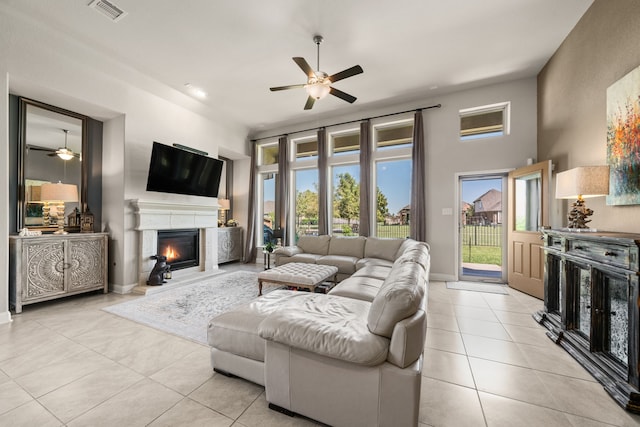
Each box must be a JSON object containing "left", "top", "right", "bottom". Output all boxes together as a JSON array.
[
  {"left": 317, "top": 128, "right": 329, "bottom": 236},
  {"left": 277, "top": 135, "right": 289, "bottom": 243},
  {"left": 359, "top": 120, "right": 371, "bottom": 237},
  {"left": 243, "top": 144, "right": 257, "bottom": 263},
  {"left": 410, "top": 110, "right": 427, "bottom": 242}
]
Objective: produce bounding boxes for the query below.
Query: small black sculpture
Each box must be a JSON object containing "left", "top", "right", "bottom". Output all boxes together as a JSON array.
[{"left": 147, "top": 254, "right": 170, "bottom": 286}]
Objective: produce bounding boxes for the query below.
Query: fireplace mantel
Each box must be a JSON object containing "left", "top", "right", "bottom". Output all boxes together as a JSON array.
[
  {"left": 131, "top": 200, "right": 218, "bottom": 230},
  {"left": 130, "top": 199, "right": 220, "bottom": 292}
]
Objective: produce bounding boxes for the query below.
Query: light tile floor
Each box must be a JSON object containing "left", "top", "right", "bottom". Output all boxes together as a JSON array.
[{"left": 1, "top": 265, "right": 640, "bottom": 426}]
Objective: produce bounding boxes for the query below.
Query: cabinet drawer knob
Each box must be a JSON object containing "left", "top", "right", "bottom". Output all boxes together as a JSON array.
[
  {"left": 575, "top": 246, "right": 585, "bottom": 250},
  {"left": 604, "top": 251, "right": 617, "bottom": 257}
]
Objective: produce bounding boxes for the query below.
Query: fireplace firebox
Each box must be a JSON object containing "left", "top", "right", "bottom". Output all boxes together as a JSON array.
[{"left": 157, "top": 229, "right": 199, "bottom": 271}]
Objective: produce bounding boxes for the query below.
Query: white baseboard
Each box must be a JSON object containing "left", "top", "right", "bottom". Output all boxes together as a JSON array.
[
  {"left": 110, "top": 283, "right": 136, "bottom": 294},
  {"left": 0, "top": 311, "right": 13, "bottom": 325},
  {"left": 429, "top": 273, "right": 456, "bottom": 283}
]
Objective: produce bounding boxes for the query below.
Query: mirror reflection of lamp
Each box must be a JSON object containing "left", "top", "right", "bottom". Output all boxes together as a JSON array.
[
  {"left": 40, "top": 182, "right": 79, "bottom": 234},
  {"left": 555, "top": 166, "right": 610, "bottom": 229},
  {"left": 218, "top": 198, "right": 230, "bottom": 226}
]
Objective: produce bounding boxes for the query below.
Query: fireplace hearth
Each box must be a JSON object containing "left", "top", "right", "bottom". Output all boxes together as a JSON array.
[{"left": 157, "top": 229, "right": 199, "bottom": 271}]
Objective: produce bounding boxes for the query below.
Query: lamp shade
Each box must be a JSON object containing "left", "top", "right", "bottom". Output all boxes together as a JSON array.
[
  {"left": 40, "top": 182, "right": 79, "bottom": 202},
  {"left": 555, "top": 166, "right": 610, "bottom": 199},
  {"left": 218, "top": 199, "right": 230, "bottom": 210}
]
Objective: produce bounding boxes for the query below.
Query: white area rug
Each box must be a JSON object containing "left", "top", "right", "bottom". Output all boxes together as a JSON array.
[
  {"left": 446, "top": 281, "right": 509, "bottom": 295},
  {"left": 104, "top": 271, "right": 272, "bottom": 344}
]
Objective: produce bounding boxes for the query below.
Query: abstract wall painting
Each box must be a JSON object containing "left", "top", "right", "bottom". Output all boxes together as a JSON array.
[{"left": 607, "top": 65, "right": 640, "bottom": 205}]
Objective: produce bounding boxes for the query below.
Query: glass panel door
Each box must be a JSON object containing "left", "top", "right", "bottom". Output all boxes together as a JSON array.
[
  {"left": 514, "top": 172, "right": 541, "bottom": 232},
  {"left": 577, "top": 267, "right": 592, "bottom": 339},
  {"left": 606, "top": 275, "right": 629, "bottom": 365}
]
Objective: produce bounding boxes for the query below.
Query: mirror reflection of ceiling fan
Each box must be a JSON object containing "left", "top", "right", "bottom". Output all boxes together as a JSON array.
[
  {"left": 270, "top": 35, "right": 364, "bottom": 110},
  {"left": 27, "top": 129, "right": 80, "bottom": 160}
]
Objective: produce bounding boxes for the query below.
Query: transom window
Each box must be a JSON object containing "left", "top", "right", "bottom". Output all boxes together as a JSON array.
[
  {"left": 331, "top": 131, "right": 360, "bottom": 156},
  {"left": 376, "top": 122, "right": 413, "bottom": 150},
  {"left": 460, "top": 102, "right": 510, "bottom": 140}
]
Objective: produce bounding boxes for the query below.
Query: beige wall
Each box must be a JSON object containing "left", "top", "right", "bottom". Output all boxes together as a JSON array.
[{"left": 538, "top": 0, "right": 640, "bottom": 233}]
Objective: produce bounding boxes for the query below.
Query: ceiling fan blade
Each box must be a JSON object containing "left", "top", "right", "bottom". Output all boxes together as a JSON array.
[
  {"left": 329, "top": 87, "right": 357, "bottom": 104},
  {"left": 293, "top": 57, "right": 315, "bottom": 78},
  {"left": 27, "top": 145, "right": 55, "bottom": 153},
  {"left": 304, "top": 96, "right": 315, "bottom": 110},
  {"left": 270, "top": 84, "right": 306, "bottom": 92},
  {"left": 328, "top": 65, "right": 363, "bottom": 83}
]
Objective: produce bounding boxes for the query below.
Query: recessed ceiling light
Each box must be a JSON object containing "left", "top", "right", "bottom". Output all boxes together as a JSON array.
[{"left": 185, "top": 83, "right": 207, "bottom": 99}]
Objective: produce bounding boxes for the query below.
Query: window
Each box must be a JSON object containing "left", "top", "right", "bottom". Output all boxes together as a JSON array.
[
  {"left": 332, "top": 164, "right": 360, "bottom": 235},
  {"left": 294, "top": 138, "right": 318, "bottom": 160},
  {"left": 261, "top": 173, "right": 277, "bottom": 244},
  {"left": 375, "top": 159, "right": 411, "bottom": 238},
  {"left": 375, "top": 122, "right": 413, "bottom": 150},
  {"left": 294, "top": 169, "right": 319, "bottom": 239},
  {"left": 372, "top": 119, "right": 413, "bottom": 238},
  {"left": 259, "top": 144, "right": 278, "bottom": 165},
  {"left": 331, "top": 131, "right": 360, "bottom": 156},
  {"left": 460, "top": 102, "right": 510, "bottom": 140}
]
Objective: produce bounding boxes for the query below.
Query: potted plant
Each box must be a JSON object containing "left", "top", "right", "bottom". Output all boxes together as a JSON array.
[
  {"left": 226, "top": 219, "right": 238, "bottom": 227},
  {"left": 264, "top": 242, "right": 276, "bottom": 253}
]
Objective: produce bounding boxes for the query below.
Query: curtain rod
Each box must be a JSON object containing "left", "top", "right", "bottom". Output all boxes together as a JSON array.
[{"left": 251, "top": 103, "right": 441, "bottom": 142}]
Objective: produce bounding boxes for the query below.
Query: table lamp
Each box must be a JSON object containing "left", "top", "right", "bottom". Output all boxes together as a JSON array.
[
  {"left": 555, "top": 166, "right": 609, "bottom": 229},
  {"left": 218, "top": 198, "right": 230, "bottom": 226},
  {"left": 40, "top": 182, "right": 79, "bottom": 234}
]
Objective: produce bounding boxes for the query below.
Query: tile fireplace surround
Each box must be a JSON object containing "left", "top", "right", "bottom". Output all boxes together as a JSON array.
[{"left": 131, "top": 200, "right": 219, "bottom": 292}]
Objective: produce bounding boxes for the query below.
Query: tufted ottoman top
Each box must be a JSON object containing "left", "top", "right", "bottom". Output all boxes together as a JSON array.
[{"left": 258, "top": 262, "right": 338, "bottom": 286}]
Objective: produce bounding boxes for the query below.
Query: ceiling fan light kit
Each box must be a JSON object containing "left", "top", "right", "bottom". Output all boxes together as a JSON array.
[
  {"left": 55, "top": 129, "right": 78, "bottom": 160},
  {"left": 270, "top": 35, "right": 363, "bottom": 110}
]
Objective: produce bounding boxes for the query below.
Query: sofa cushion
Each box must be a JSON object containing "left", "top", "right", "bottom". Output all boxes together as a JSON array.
[
  {"left": 364, "top": 237, "right": 405, "bottom": 262},
  {"left": 328, "top": 236, "right": 366, "bottom": 258},
  {"left": 367, "top": 262, "right": 426, "bottom": 338},
  {"left": 273, "top": 246, "right": 303, "bottom": 257},
  {"left": 352, "top": 264, "right": 393, "bottom": 280},
  {"left": 329, "top": 276, "right": 384, "bottom": 302},
  {"left": 281, "top": 253, "right": 324, "bottom": 265},
  {"left": 356, "top": 257, "right": 394, "bottom": 270},
  {"left": 207, "top": 290, "right": 305, "bottom": 362},
  {"left": 318, "top": 255, "right": 359, "bottom": 275},
  {"left": 259, "top": 294, "right": 389, "bottom": 366},
  {"left": 297, "top": 235, "right": 331, "bottom": 255},
  {"left": 394, "top": 242, "right": 431, "bottom": 273}
]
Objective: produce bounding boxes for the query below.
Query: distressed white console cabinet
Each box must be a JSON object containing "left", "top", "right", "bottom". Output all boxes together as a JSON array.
[
  {"left": 9, "top": 233, "right": 109, "bottom": 313},
  {"left": 535, "top": 229, "right": 640, "bottom": 412},
  {"left": 217, "top": 227, "right": 243, "bottom": 263}
]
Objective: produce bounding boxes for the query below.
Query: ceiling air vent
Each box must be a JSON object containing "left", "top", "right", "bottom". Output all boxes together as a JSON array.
[{"left": 88, "top": 0, "right": 127, "bottom": 22}]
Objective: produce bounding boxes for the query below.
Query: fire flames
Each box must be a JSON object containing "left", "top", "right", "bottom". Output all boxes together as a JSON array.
[{"left": 163, "top": 245, "right": 179, "bottom": 261}]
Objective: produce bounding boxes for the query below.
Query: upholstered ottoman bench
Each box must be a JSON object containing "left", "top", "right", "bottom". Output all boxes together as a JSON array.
[{"left": 257, "top": 262, "right": 338, "bottom": 296}]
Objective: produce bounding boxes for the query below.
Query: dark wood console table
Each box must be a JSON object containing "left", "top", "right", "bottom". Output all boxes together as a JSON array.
[{"left": 535, "top": 229, "right": 640, "bottom": 412}]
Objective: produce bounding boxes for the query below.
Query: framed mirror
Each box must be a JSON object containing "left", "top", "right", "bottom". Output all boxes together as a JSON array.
[{"left": 18, "top": 98, "right": 88, "bottom": 232}]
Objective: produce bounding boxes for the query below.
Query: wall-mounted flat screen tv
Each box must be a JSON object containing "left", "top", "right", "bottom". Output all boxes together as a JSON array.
[{"left": 146, "top": 141, "right": 223, "bottom": 198}]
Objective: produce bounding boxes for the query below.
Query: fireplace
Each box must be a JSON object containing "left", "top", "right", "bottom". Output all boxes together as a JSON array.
[
  {"left": 157, "top": 229, "right": 199, "bottom": 271},
  {"left": 132, "top": 200, "right": 219, "bottom": 291}
]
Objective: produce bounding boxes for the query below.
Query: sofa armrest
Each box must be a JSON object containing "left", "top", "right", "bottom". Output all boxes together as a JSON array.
[
  {"left": 274, "top": 246, "right": 303, "bottom": 257},
  {"left": 258, "top": 294, "right": 389, "bottom": 366}
]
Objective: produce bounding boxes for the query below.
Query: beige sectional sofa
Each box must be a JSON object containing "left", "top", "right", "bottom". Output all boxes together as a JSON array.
[
  {"left": 207, "top": 236, "right": 430, "bottom": 427},
  {"left": 274, "top": 235, "right": 409, "bottom": 282}
]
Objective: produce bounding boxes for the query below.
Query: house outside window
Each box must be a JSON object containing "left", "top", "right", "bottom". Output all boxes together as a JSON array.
[{"left": 257, "top": 141, "right": 279, "bottom": 245}]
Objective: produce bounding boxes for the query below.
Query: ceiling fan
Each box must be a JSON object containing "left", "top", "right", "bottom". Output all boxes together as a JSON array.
[
  {"left": 27, "top": 129, "right": 80, "bottom": 160},
  {"left": 270, "top": 35, "right": 363, "bottom": 110}
]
